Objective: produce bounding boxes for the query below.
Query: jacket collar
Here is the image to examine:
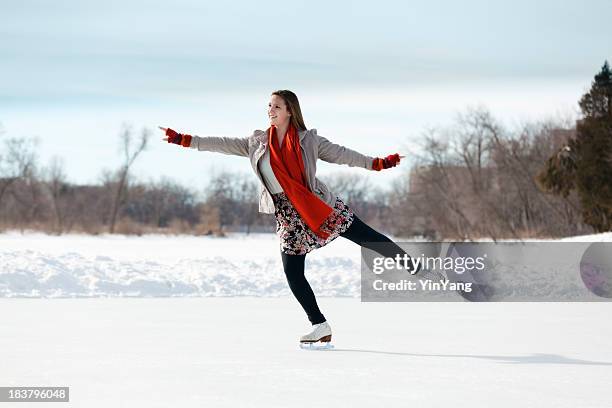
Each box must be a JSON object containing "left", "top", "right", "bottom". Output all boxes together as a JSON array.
[{"left": 257, "top": 127, "right": 307, "bottom": 146}]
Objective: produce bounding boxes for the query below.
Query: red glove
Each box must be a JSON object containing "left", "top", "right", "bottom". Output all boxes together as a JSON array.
[
  {"left": 166, "top": 128, "right": 192, "bottom": 147},
  {"left": 372, "top": 153, "right": 400, "bottom": 171}
]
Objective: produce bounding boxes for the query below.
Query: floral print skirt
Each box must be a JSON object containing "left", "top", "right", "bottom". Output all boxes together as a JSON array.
[{"left": 271, "top": 191, "right": 355, "bottom": 255}]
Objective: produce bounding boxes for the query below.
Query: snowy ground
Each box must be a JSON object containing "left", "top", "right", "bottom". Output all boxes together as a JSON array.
[
  {"left": 1, "top": 298, "right": 611, "bottom": 407},
  {"left": 1, "top": 231, "right": 611, "bottom": 406}
]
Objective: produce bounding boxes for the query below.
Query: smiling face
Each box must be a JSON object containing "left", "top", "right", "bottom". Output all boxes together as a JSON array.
[{"left": 268, "top": 94, "right": 291, "bottom": 128}]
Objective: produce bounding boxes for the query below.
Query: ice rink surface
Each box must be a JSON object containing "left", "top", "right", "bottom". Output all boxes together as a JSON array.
[{"left": 1, "top": 298, "right": 611, "bottom": 407}]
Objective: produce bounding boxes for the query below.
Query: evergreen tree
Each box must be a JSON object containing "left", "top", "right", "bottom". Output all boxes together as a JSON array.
[
  {"left": 536, "top": 60, "right": 612, "bottom": 232},
  {"left": 579, "top": 60, "right": 612, "bottom": 120}
]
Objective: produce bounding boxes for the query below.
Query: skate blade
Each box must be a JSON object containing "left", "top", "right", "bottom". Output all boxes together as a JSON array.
[{"left": 299, "top": 342, "right": 334, "bottom": 350}]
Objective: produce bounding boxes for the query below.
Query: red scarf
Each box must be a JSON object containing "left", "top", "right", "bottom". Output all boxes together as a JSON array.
[{"left": 268, "top": 124, "right": 333, "bottom": 239}]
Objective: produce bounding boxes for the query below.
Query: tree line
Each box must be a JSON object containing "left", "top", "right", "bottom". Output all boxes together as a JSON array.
[
  {"left": 1, "top": 61, "right": 610, "bottom": 239},
  {"left": 0, "top": 126, "right": 385, "bottom": 235}
]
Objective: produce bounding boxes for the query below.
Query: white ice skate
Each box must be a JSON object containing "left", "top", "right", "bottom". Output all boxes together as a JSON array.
[{"left": 299, "top": 321, "right": 334, "bottom": 350}]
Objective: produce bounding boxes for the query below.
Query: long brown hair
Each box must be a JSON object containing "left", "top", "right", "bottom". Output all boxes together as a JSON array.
[{"left": 271, "top": 90, "right": 307, "bottom": 131}]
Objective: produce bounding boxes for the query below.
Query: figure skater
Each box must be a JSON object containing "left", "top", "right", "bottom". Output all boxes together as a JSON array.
[{"left": 159, "top": 90, "right": 418, "bottom": 348}]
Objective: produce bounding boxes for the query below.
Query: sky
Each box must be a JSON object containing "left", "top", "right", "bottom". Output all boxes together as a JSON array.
[{"left": 1, "top": 0, "right": 610, "bottom": 192}]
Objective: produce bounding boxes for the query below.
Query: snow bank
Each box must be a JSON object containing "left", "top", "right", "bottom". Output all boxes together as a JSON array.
[
  {"left": 1, "top": 230, "right": 610, "bottom": 298},
  {"left": 0, "top": 231, "right": 362, "bottom": 298}
]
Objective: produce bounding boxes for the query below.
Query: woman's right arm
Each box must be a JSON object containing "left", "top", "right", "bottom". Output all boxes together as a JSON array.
[{"left": 160, "top": 126, "right": 250, "bottom": 157}]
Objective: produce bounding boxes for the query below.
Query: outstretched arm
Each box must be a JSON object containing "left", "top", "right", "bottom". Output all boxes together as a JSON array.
[
  {"left": 314, "top": 130, "right": 403, "bottom": 171},
  {"left": 316, "top": 132, "right": 376, "bottom": 169},
  {"left": 159, "top": 126, "right": 249, "bottom": 157}
]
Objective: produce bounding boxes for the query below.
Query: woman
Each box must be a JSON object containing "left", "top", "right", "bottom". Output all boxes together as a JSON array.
[{"left": 159, "top": 90, "right": 418, "bottom": 347}]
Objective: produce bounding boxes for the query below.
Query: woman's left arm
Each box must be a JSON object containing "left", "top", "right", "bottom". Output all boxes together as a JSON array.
[
  {"left": 314, "top": 129, "right": 402, "bottom": 171},
  {"left": 315, "top": 129, "right": 376, "bottom": 169}
]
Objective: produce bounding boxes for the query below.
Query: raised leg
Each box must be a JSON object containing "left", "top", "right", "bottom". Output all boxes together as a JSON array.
[{"left": 340, "top": 214, "right": 420, "bottom": 273}]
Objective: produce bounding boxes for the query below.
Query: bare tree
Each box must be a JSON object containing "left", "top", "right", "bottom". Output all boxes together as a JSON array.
[
  {"left": 0, "top": 135, "right": 39, "bottom": 230},
  {"left": 123, "top": 176, "right": 199, "bottom": 229},
  {"left": 41, "top": 156, "right": 72, "bottom": 234},
  {"left": 321, "top": 173, "right": 369, "bottom": 206},
  {"left": 0, "top": 136, "right": 37, "bottom": 207},
  {"left": 398, "top": 106, "right": 587, "bottom": 240},
  {"left": 234, "top": 176, "right": 260, "bottom": 234},
  {"left": 489, "top": 118, "right": 584, "bottom": 236},
  {"left": 108, "top": 124, "right": 149, "bottom": 233},
  {"left": 203, "top": 170, "right": 241, "bottom": 232}
]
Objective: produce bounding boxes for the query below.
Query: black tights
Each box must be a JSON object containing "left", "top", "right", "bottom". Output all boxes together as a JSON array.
[{"left": 281, "top": 214, "right": 414, "bottom": 325}]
